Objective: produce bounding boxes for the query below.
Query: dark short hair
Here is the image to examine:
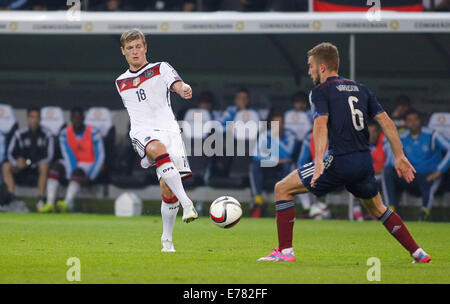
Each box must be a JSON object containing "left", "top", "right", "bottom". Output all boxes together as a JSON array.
[
  {"left": 292, "top": 91, "right": 308, "bottom": 104},
  {"left": 404, "top": 108, "right": 421, "bottom": 120},
  {"left": 236, "top": 88, "right": 249, "bottom": 96},
  {"left": 198, "top": 91, "right": 215, "bottom": 105},
  {"left": 70, "top": 107, "right": 84, "bottom": 116},
  {"left": 267, "top": 106, "right": 284, "bottom": 122},
  {"left": 27, "top": 106, "right": 40, "bottom": 116}
]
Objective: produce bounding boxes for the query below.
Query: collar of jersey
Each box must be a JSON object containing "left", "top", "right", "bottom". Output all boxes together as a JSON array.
[
  {"left": 316, "top": 75, "right": 342, "bottom": 89},
  {"left": 128, "top": 62, "right": 151, "bottom": 74},
  {"left": 324, "top": 76, "right": 341, "bottom": 82}
]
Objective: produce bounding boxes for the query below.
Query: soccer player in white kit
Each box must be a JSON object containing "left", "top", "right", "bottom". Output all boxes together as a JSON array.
[{"left": 115, "top": 29, "right": 198, "bottom": 253}]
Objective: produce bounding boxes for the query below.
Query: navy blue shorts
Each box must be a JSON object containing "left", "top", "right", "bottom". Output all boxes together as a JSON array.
[{"left": 298, "top": 151, "right": 379, "bottom": 199}]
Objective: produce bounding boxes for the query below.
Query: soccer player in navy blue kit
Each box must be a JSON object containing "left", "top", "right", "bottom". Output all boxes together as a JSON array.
[{"left": 258, "top": 42, "right": 431, "bottom": 264}]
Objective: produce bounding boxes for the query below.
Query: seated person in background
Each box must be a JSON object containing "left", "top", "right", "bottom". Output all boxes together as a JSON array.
[
  {"left": 182, "top": 90, "right": 222, "bottom": 140},
  {"left": 1, "top": 107, "right": 54, "bottom": 210},
  {"left": 221, "top": 88, "right": 256, "bottom": 128},
  {"left": 197, "top": 90, "right": 222, "bottom": 121},
  {"left": 284, "top": 90, "right": 312, "bottom": 141},
  {"left": 249, "top": 108, "right": 296, "bottom": 218},
  {"left": 42, "top": 107, "right": 105, "bottom": 213},
  {"left": 390, "top": 95, "right": 411, "bottom": 131},
  {"left": 383, "top": 109, "right": 450, "bottom": 221},
  {"left": 284, "top": 90, "right": 313, "bottom": 162}
]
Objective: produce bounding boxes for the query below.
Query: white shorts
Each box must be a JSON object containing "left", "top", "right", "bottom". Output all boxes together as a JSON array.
[
  {"left": 130, "top": 129, "right": 192, "bottom": 180},
  {"left": 58, "top": 160, "right": 94, "bottom": 180}
]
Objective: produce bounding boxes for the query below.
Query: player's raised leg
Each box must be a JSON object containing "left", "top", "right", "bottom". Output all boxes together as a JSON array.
[
  {"left": 258, "top": 169, "right": 309, "bottom": 262},
  {"left": 360, "top": 193, "right": 431, "bottom": 263},
  {"left": 160, "top": 179, "right": 179, "bottom": 252},
  {"left": 146, "top": 140, "right": 198, "bottom": 223}
]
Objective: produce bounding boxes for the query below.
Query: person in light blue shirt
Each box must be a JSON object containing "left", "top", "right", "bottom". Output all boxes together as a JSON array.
[
  {"left": 43, "top": 107, "right": 105, "bottom": 213},
  {"left": 249, "top": 108, "right": 296, "bottom": 218},
  {"left": 383, "top": 109, "right": 450, "bottom": 220},
  {"left": 221, "top": 88, "right": 254, "bottom": 127}
]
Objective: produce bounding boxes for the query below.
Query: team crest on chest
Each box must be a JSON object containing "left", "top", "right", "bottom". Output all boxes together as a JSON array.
[{"left": 145, "top": 69, "right": 154, "bottom": 78}]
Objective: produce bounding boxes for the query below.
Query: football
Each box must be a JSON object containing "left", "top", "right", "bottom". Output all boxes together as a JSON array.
[{"left": 209, "top": 196, "right": 242, "bottom": 228}]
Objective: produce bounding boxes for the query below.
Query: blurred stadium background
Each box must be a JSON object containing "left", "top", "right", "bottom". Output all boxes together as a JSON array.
[{"left": 0, "top": 0, "right": 449, "bottom": 221}]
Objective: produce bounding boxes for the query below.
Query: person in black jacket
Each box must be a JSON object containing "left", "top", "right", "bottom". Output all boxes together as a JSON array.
[{"left": 1, "top": 107, "right": 54, "bottom": 210}]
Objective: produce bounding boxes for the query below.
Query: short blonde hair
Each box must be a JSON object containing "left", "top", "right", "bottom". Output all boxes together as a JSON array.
[
  {"left": 307, "top": 42, "right": 339, "bottom": 72},
  {"left": 120, "top": 29, "right": 147, "bottom": 48}
]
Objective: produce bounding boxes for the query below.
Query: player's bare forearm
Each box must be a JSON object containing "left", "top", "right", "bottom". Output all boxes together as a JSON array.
[
  {"left": 313, "top": 115, "right": 328, "bottom": 163},
  {"left": 172, "top": 81, "right": 192, "bottom": 99},
  {"left": 310, "top": 115, "right": 328, "bottom": 187},
  {"left": 374, "top": 112, "right": 416, "bottom": 182},
  {"left": 374, "top": 112, "right": 404, "bottom": 158}
]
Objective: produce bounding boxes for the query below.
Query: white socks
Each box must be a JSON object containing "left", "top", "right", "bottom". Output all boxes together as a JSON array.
[
  {"left": 46, "top": 178, "right": 59, "bottom": 204},
  {"left": 156, "top": 161, "right": 193, "bottom": 209},
  {"left": 161, "top": 201, "right": 179, "bottom": 241},
  {"left": 64, "top": 180, "right": 80, "bottom": 210},
  {"left": 297, "top": 193, "right": 311, "bottom": 210}
]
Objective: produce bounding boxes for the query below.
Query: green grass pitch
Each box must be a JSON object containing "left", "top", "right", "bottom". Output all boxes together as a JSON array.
[{"left": 0, "top": 213, "right": 449, "bottom": 284}]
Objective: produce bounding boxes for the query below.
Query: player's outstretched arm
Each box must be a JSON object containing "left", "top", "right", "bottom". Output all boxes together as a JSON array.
[
  {"left": 311, "top": 115, "right": 328, "bottom": 187},
  {"left": 374, "top": 112, "right": 416, "bottom": 183},
  {"left": 172, "top": 82, "right": 192, "bottom": 99}
]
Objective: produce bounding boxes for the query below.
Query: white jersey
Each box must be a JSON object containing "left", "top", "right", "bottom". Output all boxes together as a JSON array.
[{"left": 115, "top": 62, "right": 183, "bottom": 136}]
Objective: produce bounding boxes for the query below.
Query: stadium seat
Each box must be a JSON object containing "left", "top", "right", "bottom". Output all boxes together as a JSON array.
[
  {"left": 231, "top": 109, "right": 260, "bottom": 141},
  {"left": 257, "top": 109, "right": 270, "bottom": 121},
  {"left": 427, "top": 112, "right": 450, "bottom": 194},
  {"left": 40, "top": 106, "right": 66, "bottom": 136},
  {"left": 208, "top": 109, "right": 259, "bottom": 189},
  {"left": 211, "top": 110, "right": 223, "bottom": 122},
  {"left": 182, "top": 108, "right": 212, "bottom": 140},
  {"left": 40, "top": 106, "right": 66, "bottom": 162},
  {"left": 284, "top": 110, "right": 312, "bottom": 141},
  {"left": 84, "top": 107, "right": 116, "bottom": 188},
  {"left": 0, "top": 103, "right": 19, "bottom": 148},
  {"left": 84, "top": 107, "right": 115, "bottom": 140},
  {"left": 208, "top": 136, "right": 254, "bottom": 189},
  {"left": 428, "top": 112, "right": 450, "bottom": 140}
]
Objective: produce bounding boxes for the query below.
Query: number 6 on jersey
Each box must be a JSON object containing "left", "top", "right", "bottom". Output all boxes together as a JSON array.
[{"left": 348, "top": 96, "right": 364, "bottom": 131}]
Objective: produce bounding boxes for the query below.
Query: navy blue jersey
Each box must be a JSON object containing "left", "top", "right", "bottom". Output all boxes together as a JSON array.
[{"left": 309, "top": 76, "right": 384, "bottom": 156}]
